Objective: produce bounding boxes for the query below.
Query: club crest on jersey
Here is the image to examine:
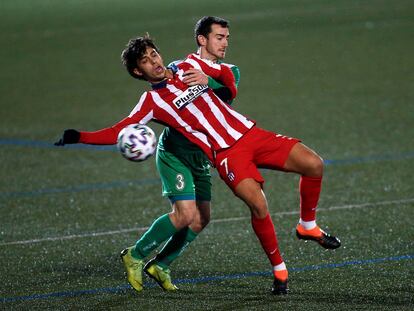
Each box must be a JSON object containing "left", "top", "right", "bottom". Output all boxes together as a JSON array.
[{"left": 173, "top": 84, "right": 208, "bottom": 110}]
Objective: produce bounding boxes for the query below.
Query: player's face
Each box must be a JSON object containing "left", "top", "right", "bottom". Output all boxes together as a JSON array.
[
  {"left": 201, "top": 24, "right": 229, "bottom": 61},
  {"left": 134, "top": 47, "right": 166, "bottom": 83}
]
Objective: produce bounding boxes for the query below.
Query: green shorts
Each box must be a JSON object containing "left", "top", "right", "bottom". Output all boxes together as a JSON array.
[{"left": 156, "top": 149, "right": 212, "bottom": 202}]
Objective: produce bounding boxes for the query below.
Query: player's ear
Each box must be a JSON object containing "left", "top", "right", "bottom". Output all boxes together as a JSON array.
[
  {"left": 133, "top": 68, "right": 143, "bottom": 77},
  {"left": 197, "top": 35, "right": 207, "bottom": 47}
]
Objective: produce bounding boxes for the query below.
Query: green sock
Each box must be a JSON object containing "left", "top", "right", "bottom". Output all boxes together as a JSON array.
[
  {"left": 155, "top": 227, "right": 198, "bottom": 268},
  {"left": 132, "top": 214, "right": 178, "bottom": 259}
]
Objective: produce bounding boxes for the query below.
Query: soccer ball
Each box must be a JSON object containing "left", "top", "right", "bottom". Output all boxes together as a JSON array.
[{"left": 117, "top": 124, "right": 157, "bottom": 162}]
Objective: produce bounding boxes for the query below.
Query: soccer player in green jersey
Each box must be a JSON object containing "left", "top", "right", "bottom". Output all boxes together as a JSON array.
[{"left": 122, "top": 16, "right": 239, "bottom": 291}]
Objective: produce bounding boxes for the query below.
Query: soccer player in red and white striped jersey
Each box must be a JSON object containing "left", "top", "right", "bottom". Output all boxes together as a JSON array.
[
  {"left": 56, "top": 35, "right": 341, "bottom": 295},
  {"left": 79, "top": 53, "right": 249, "bottom": 160}
]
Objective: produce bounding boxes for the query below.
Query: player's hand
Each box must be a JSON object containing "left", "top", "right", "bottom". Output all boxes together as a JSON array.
[
  {"left": 54, "top": 129, "right": 80, "bottom": 146},
  {"left": 182, "top": 68, "right": 208, "bottom": 86}
]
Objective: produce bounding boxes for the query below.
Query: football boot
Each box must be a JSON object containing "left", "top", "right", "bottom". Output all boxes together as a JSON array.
[
  {"left": 120, "top": 247, "right": 144, "bottom": 292},
  {"left": 296, "top": 224, "right": 341, "bottom": 249},
  {"left": 144, "top": 258, "right": 178, "bottom": 291}
]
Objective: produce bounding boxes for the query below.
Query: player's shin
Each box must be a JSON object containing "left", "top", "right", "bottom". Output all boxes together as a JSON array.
[
  {"left": 251, "top": 213, "right": 289, "bottom": 294},
  {"left": 134, "top": 214, "right": 179, "bottom": 259},
  {"left": 296, "top": 176, "right": 341, "bottom": 249},
  {"left": 251, "top": 213, "right": 286, "bottom": 273},
  {"left": 299, "top": 175, "right": 322, "bottom": 228},
  {"left": 155, "top": 227, "right": 198, "bottom": 268}
]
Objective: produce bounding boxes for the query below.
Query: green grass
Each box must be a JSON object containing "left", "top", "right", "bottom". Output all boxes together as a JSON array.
[{"left": 1, "top": 0, "right": 414, "bottom": 309}]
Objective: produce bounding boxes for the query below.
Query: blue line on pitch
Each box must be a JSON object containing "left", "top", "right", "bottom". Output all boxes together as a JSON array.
[
  {"left": 323, "top": 152, "right": 414, "bottom": 165},
  {"left": 1, "top": 152, "right": 414, "bottom": 198},
  {"left": 0, "top": 138, "right": 116, "bottom": 151},
  {"left": 1, "top": 138, "right": 414, "bottom": 200},
  {"left": 1, "top": 254, "right": 413, "bottom": 303},
  {"left": 1, "top": 138, "right": 414, "bottom": 165}
]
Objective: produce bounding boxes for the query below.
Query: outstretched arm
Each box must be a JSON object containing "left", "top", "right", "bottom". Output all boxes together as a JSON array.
[
  {"left": 55, "top": 93, "right": 153, "bottom": 146},
  {"left": 54, "top": 117, "right": 135, "bottom": 146}
]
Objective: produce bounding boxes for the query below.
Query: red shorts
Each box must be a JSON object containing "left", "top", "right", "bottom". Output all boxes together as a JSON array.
[{"left": 214, "top": 126, "right": 300, "bottom": 191}]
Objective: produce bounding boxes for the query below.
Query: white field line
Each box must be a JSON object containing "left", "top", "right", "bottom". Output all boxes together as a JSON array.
[{"left": 1, "top": 198, "right": 413, "bottom": 247}]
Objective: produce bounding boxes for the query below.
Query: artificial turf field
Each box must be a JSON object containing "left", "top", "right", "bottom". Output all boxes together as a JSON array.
[{"left": 1, "top": 0, "right": 413, "bottom": 309}]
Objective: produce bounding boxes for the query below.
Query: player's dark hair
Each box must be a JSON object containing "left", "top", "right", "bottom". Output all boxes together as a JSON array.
[
  {"left": 121, "top": 34, "right": 159, "bottom": 80},
  {"left": 194, "top": 16, "right": 229, "bottom": 46}
]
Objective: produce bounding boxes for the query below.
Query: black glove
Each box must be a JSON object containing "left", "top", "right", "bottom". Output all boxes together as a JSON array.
[{"left": 54, "top": 129, "right": 80, "bottom": 146}]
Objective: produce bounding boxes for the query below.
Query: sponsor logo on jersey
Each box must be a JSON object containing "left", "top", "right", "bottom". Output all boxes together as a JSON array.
[{"left": 173, "top": 84, "right": 208, "bottom": 110}]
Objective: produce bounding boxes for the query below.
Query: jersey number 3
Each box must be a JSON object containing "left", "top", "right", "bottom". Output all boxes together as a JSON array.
[{"left": 175, "top": 174, "right": 185, "bottom": 191}]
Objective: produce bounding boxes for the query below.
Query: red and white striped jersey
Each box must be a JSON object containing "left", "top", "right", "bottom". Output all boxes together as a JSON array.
[{"left": 80, "top": 53, "right": 255, "bottom": 161}]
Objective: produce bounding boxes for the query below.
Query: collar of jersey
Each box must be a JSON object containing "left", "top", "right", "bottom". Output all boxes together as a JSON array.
[{"left": 151, "top": 79, "right": 168, "bottom": 90}]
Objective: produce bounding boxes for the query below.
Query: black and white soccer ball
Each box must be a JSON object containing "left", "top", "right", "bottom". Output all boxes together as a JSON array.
[{"left": 117, "top": 124, "right": 157, "bottom": 162}]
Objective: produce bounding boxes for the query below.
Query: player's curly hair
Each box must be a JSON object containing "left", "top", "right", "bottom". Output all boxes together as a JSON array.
[
  {"left": 194, "top": 16, "right": 229, "bottom": 46},
  {"left": 121, "top": 33, "right": 159, "bottom": 80}
]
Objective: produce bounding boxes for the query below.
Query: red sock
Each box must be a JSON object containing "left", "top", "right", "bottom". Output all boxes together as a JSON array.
[
  {"left": 299, "top": 176, "right": 322, "bottom": 222},
  {"left": 251, "top": 213, "right": 283, "bottom": 266}
]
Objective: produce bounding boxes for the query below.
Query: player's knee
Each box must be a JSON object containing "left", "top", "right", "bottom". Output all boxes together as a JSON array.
[
  {"left": 189, "top": 218, "right": 208, "bottom": 233},
  {"left": 192, "top": 210, "right": 210, "bottom": 232},
  {"left": 300, "top": 151, "right": 324, "bottom": 177},
  {"left": 246, "top": 199, "right": 269, "bottom": 219},
  {"left": 308, "top": 154, "right": 324, "bottom": 177},
  {"left": 180, "top": 210, "right": 196, "bottom": 227},
  {"left": 194, "top": 201, "right": 210, "bottom": 230},
  {"left": 171, "top": 206, "right": 196, "bottom": 228}
]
